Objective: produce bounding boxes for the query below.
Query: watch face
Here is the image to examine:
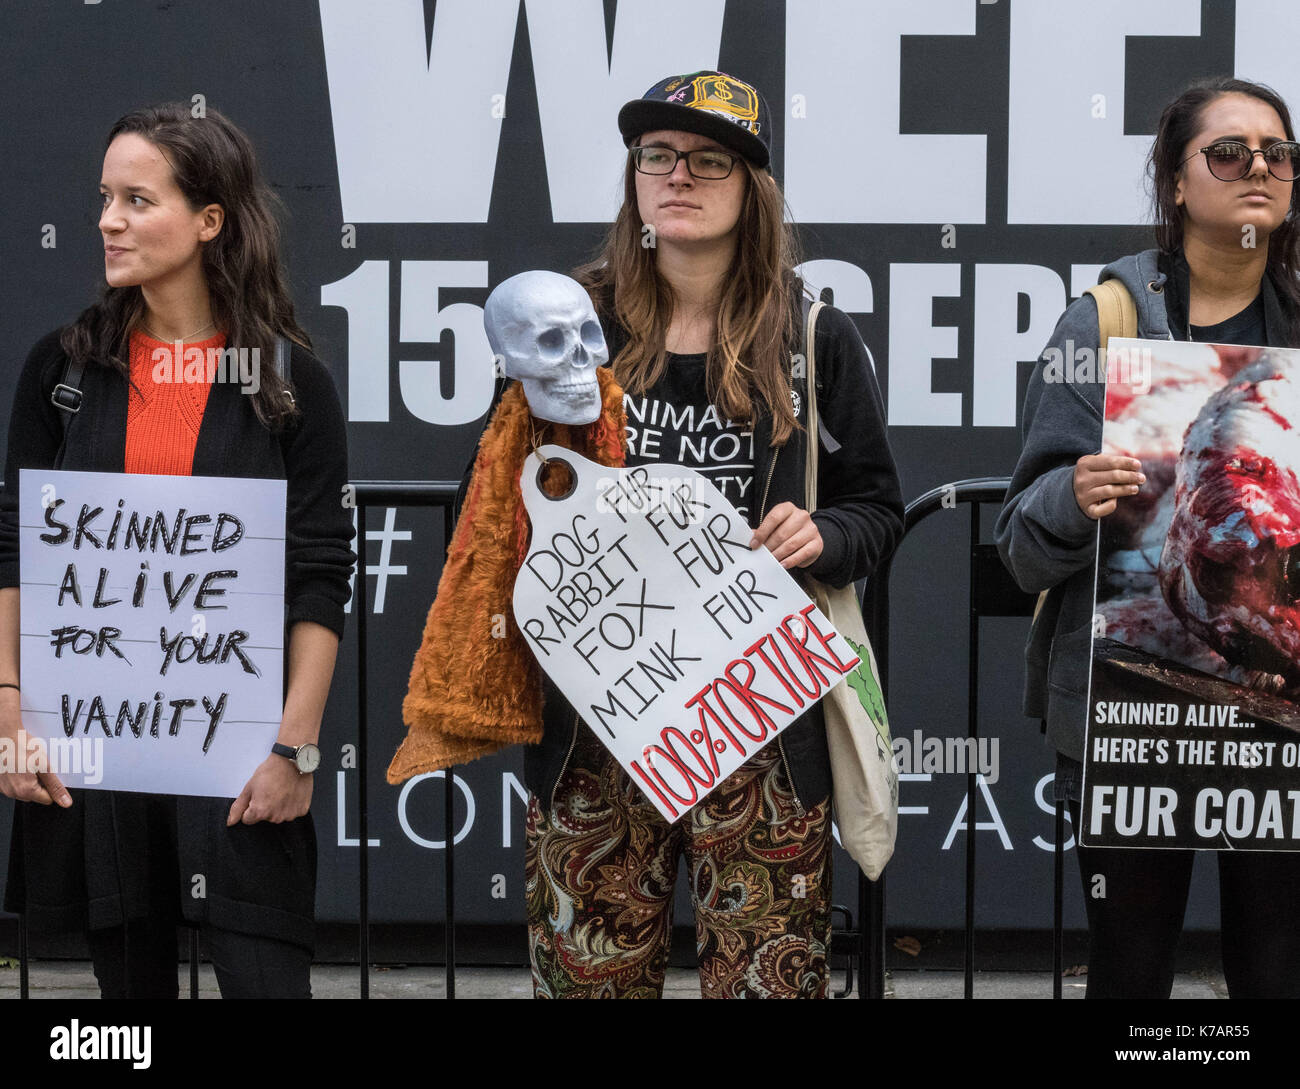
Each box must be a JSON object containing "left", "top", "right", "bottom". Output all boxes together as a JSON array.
[{"left": 295, "top": 743, "right": 322, "bottom": 773}]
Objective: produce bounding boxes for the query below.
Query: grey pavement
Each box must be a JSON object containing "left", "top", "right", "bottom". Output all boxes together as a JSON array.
[{"left": 0, "top": 960, "right": 1226, "bottom": 998}]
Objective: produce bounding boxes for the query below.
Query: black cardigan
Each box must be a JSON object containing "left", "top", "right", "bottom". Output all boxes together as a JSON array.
[
  {"left": 0, "top": 329, "right": 355, "bottom": 634},
  {"left": 1, "top": 329, "right": 356, "bottom": 948}
]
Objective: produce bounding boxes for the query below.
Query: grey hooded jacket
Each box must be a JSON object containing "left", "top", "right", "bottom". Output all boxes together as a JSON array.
[
  {"left": 996, "top": 246, "right": 1295, "bottom": 771},
  {"left": 994, "top": 250, "right": 1172, "bottom": 765}
]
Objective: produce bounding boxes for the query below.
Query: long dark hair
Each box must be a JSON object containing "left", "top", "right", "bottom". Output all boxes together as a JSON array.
[
  {"left": 576, "top": 156, "right": 803, "bottom": 446},
  {"left": 1150, "top": 77, "right": 1300, "bottom": 327},
  {"left": 61, "top": 103, "right": 307, "bottom": 426}
]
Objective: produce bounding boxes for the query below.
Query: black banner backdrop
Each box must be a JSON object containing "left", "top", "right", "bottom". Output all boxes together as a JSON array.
[{"left": 5, "top": 0, "right": 1293, "bottom": 944}]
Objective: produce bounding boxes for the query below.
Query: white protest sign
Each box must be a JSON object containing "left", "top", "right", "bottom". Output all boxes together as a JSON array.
[
  {"left": 512, "top": 445, "right": 860, "bottom": 821},
  {"left": 19, "top": 469, "right": 285, "bottom": 797}
]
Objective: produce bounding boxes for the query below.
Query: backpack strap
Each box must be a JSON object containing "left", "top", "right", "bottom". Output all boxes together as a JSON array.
[
  {"left": 1030, "top": 281, "right": 1135, "bottom": 658},
  {"left": 1083, "top": 278, "right": 1137, "bottom": 353},
  {"left": 275, "top": 336, "right": 291, "bottom": 382},
  {"left": 51, "top": 356, "right": 86, "bottom": 437},
  {"left": 799, "top": 286, "right": 842, "bottom": 455},
  {"left": 53, "top": 335, "right": 296, "bottom": 431},
  {"left": 275, "top": 335, "right": 295, "bottom": 409}
]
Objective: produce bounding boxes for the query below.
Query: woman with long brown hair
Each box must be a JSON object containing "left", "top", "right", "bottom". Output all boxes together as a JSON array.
[
  {"left": 523, "top": 71, "right": 904, "bottom": 998},
  {"left": 0, "top": 104, "right": 354, "bottom": 998}
]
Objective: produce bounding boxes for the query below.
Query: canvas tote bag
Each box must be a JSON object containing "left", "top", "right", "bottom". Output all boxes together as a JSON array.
[{"left": 801, "top": 299, "right": 898, "bottom": 880}]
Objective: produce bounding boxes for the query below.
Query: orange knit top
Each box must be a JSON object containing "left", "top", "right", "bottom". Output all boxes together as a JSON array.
[{"left": 125, "top": 329, "right": 226, "bottom": 476}]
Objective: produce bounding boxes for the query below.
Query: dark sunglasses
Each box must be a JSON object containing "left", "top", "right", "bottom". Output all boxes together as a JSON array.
[{"left": 1182, "top": 140, "right": 1300, "bottom": 182}]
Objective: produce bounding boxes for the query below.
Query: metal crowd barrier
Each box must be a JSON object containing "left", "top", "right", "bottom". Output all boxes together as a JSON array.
[
  {"left": 11, "top": 476, "right": 1056, "bottom": 999},
  {"left": 350, "top": 482, "right": 460, "bottom": 999},
  {"left": 864, "top": 477, "right": 1064, "bottom": 1000}
]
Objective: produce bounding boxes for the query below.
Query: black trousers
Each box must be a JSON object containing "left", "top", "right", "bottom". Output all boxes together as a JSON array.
[
  {"left": 1069, "top": 800, "right": 1300, "bottom": 998},
  {"left": 81, "top": 793, "right": 311, "bottom": 999},
  {"left": 87, "top": 920, "right": 311, "bottom": 999}
]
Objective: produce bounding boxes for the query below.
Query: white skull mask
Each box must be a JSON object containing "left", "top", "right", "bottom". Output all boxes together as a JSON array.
[{"left": 484, "top": 271, "right": 608, "bottom": 424}]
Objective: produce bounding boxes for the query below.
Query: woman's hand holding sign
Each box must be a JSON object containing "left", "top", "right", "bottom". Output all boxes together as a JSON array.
[
  {"left": 1074, "top": 454, "right": 1146, "bottom": 519},
  {"left": 227, "top": 620, "right": 337, "bottom": 825},
  {"left": 0, "top": 588, "right": 71, "bottom": 808},
  {"left": 0, "top": 718, "right": 72, "bottom": 808},
  {"left": 750, "top": 502, "right": 824, "bottom": 569},
  {"left": 227, "top": 752, "right": 312, "bottom": 825}
]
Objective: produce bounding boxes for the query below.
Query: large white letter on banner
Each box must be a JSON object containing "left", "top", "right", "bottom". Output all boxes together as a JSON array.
[
  {"left": 784, "top": 0, "right": 985, "bottom": 224},
  {"left": 972, "top": 264, "right": 1065, "bottom": 427},
  {"left": 888, "top": 264, "right": 962, "bottom": 427},
  {"left": 320, "top": 260, "right": 389, "bottom": 422},
  {"left": 1007, "top": 0, "right": 1200, "bottom": 224},
  {"left": 319, "top": 0, "right": 517, "bottom": 222},
  {"left": 528, "top": 0, "right": 726, "bottom": 223},
  {"left": 398, "top": 261, "right": 495, "bottom": 425},
  {"left": 1072, "top": 265, "right": 1106, "bottom": 298},
  {"left": 794, "top": 259, "right": 875, "bottom": 320},
  {"left": 1235, "top": 2, "right": 1300, "bottom": 115}
]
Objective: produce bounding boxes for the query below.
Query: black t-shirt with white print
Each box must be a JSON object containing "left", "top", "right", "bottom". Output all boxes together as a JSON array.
[{"left": 622, "top": 352, "right": 756, "bottom": 519}]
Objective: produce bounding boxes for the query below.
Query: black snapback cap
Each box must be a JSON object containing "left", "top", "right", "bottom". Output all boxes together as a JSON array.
[{"left": 617, "top": 70, "right": 771, "bottom": 169}]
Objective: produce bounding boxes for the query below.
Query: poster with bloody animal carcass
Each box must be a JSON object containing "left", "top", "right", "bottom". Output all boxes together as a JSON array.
[{"left": 1082, "top": 338, "right": 1300, "bottom": 849}]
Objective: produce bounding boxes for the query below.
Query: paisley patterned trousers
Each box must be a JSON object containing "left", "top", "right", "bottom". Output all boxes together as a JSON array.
[{"left": 525, "top": 726, "right": 832, "bottom": 998}]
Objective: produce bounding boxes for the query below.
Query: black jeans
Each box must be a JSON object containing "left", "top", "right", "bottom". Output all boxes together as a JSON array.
[
  {"left": 85, "top": 793, "right": 311, "bottom": 999},
  {"left": 1069, "top": 800, "right": 1300, "bottom": 998},
  {"left": 88, "top": 921, "right": 312, "bottom": 999}
]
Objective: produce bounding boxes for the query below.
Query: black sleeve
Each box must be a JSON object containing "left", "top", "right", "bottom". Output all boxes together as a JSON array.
[
  {"left": 0, "top": 331, "right": 71, "bottom": 589},
  {"left": 280, "top": 347, "right": 357, "bottom": 637},
  {"left": 802, "top": 306, "right": 905, "bottom": 588}
]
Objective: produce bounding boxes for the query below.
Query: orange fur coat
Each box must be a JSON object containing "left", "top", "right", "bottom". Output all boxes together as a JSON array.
[{"left": 388, "top": 369, "right": 626, "bottom": 783}]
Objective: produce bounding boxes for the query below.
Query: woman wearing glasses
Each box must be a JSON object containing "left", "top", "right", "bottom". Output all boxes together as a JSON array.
[
  {"left": 998, "top": 77, "right": 1300, "bottom": 998},
  {"left": 522, "top": 71, "right": 904, "bottom": 999}
]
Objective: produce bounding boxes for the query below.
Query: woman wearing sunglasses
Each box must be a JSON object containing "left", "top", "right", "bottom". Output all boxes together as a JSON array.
[
  {"left": 998, "top": 77, "right": 1300, "bottom": 998},
  {"left": 523, "top": 71, "right": 904, "bottom": 999}
]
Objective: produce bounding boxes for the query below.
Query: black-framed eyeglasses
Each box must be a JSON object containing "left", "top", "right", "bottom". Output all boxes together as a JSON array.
[
  {"left": 1182, "top": 140, "right": 1300, "bottom": 182},
  {"left": 630, "top": 145, "right": 738, "bottom": 179}
]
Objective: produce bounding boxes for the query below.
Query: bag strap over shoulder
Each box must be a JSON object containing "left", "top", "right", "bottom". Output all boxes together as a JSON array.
[
  {"left": 53, "top": 334, "right": 296, "bottom": 437},
  {"left": 1060, "top": 280, "right": 1132, "bottom": 616},
  {"left": 802, "top": 295, "right": 826, "bottom": 513},
  {"left": 274, "top": 334, "right": 292, "bottom": 384},
  {"left": 1030, "top": 280, "right": 1132, "bottom": 672},
  {"left": 51, "top": 357, "right": 86, "bottom": 435},
  {"left": 1083, "top": 277, "right": 1137, "bottom": 353}
]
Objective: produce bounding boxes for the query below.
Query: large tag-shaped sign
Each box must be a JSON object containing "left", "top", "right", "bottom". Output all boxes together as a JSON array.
[
  {"left": 512, "top": 445, "right": 860, "bottom": 821},
  {"left": 19, "top": 469, "right": 286, "bottom": 797}
]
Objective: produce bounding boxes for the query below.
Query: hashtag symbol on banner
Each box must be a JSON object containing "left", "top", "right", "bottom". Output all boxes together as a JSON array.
[{"left": 345, "top": 506, "right": 411, "bottom": 614}]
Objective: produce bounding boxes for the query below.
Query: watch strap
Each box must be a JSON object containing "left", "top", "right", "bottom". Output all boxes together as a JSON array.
[{"left": 271, "top": 742, "right": 299, "bottom": 761}]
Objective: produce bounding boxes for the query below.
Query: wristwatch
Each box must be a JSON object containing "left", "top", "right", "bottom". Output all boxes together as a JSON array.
[{"left": 271, "top": 741, "right": 322, "bottom": 774}]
